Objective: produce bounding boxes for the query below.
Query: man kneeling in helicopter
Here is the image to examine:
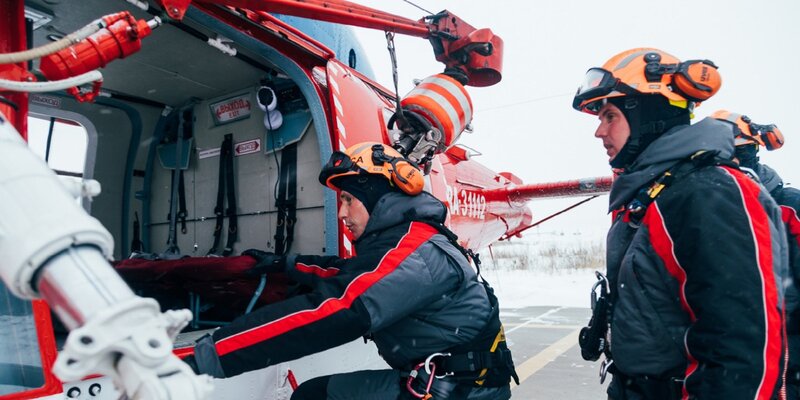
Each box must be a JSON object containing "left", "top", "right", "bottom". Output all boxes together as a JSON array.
[{"left": 185, "top": 141, "right": 518, "bottom": 399}]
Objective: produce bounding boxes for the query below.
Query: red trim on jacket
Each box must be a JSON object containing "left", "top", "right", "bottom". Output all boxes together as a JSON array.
[
  {"left": 643, "top": 202, "right": 698, "bottom": 399},
  {"left": 782, "top": 205, "right": 800, "bottom": 247},
  {"left": 722, "top": 166, "right": 781, "bottom": 400},
  {"left": 644, "top": 203, "right": 696, "bottom": 320},
  {"left": 294, "top": 262, "right": 340, "bottom": 278},
  {"left": 215, "top": 222, "right": 438, "bottom": 356}
]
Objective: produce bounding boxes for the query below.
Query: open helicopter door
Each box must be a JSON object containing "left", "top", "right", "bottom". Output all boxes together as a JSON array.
[{"left": 324, "top": 60, "right": 395, "bottom": 257}]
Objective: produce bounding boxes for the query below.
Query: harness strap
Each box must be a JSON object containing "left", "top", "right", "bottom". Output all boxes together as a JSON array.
[
  {"left": 223, "top": 134, "right": 237, "bottom": 256},
  {"left": 208, "top": 134, "right": 236, "bottom": 255},
  {"left": 164, "top": 111, "right": 190, "bottom": 256},
  {"left": 178, "top": 169, "right": 187, "bottom": 234},
  {"left": 442, "top": 284, "right": 520, "bottom": 387},
  {"left": 625, "top": 150, "right": 736, "bottom": 225},
  {"left": 131, "top": 211, "right": 143, "bottom": 253},
  {"left": 413, "top": 218, "right": 486, "bottom": 280},
  {"left": 274, "top": 142, "right": 298, "bottom": 255},
  {"left": 440, "top": 348, "right": 516, "bottom": 377}
]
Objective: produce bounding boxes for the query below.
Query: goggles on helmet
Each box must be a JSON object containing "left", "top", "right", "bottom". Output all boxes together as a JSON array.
[
  {"left": 318, "top": 150, "right": 363, "bottom": 188},
  {"left": 572, "top": 68, "right": 640, "bottom": 113}
]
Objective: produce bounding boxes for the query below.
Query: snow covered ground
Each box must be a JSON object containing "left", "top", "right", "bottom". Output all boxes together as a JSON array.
[
  {"left": 490, "top": 268, "right": 599, "bottom": 309},
  {"left": 479, "top": 228, "right": 607, "bottom": 309}
]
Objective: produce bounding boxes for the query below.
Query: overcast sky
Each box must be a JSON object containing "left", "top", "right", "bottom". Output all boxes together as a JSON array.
[{"left": 352, "top": 0, "right": 800, "bottom": 239}]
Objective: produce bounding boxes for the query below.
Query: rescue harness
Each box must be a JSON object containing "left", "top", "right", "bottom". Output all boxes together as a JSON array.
[{"left": 405, "top": 218, "right": 520, "bottom": 398}]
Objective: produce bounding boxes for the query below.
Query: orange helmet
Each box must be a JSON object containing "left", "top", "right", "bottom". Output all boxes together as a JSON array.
[
  {"left": 711, "top": 110, "right": 784, "bottom": 150},
  {"left": 318, "top": 142, "right": 425, "bottom": 195},
  {"left": 573, "top": 48, "right": 722, "bottom": 114}
]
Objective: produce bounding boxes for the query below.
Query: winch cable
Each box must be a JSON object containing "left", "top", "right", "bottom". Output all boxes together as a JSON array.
[{"left": 385, "top": 31, "right": 409, "bottom": 133}]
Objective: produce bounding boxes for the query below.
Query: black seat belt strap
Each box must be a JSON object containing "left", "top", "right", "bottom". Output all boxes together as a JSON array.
[
  {"left": 164, "top": 112, "right": 189, "bottom": 257},
  {"left": 178, "top": 169, "right": 187, "bottom": 234},
  {"left": 285, "top": 143, "right": 297, "bottom": 254},
  {"left": 274, "top": 142, "right": 297, "bottom": 255},
  {"left": 223, "top": 134, "right": 238, "bottom": 256},
  {"left": 209, "top": 134, "right": 235, "bottom": 255},
  {"left": 131, "top": 211, "right": 143, "bottom": 253}
]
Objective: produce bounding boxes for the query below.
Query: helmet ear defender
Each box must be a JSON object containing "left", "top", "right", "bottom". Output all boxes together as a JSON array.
[
  {"left": 672, "top": 59, "right": 721, "bottom": 102},
  {"left": 370, "top": 144, "right": 424, "bottom": 195},
  {"left": 642, "top": 53, "right": 721, "bottom": 103}
]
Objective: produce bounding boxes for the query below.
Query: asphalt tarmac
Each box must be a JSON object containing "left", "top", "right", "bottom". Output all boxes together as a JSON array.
[{"left": 502, "top": 306, "right": 609, "bottom": 399}]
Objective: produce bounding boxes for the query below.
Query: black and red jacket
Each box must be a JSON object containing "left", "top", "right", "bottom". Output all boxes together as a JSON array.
[
  {"left": 200, "top": 191, "right": 497, "bottom": 380},
  {"left": 755, "top": 164, "right": 800, "bottom": 374},
  {"left": 606, "top": 118, "right": 788, "bottom": 399}
]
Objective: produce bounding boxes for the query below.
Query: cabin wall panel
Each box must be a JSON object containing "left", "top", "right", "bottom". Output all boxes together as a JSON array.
[{"left": 148, "top": 87, "right": 325, "bottom": 257}]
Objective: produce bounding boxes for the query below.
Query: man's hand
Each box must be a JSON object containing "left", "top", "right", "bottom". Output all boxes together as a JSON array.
[{"left": 242, "top": 249, "right": 286, "bottom": 275}]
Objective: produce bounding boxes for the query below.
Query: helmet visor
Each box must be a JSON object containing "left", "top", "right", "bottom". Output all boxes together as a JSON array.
[
  {"left": 572, "top": 68, "right": 617, "bottom": 110},
  {"left": 572, "top": 68, "right": 641, "bottom": 112},
  {"left": 318, "top": 151, "right": 362, "bottom": 187}
]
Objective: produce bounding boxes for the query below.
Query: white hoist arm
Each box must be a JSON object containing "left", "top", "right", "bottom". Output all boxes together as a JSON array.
[{"left": 0, "top": 113, "right": 213, "bottom": 399}]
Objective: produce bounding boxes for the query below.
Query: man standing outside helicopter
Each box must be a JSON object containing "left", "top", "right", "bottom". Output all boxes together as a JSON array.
[
  {"left": 573, "top": 48, "right": 788, "bottom": 399},
  {"left": 712, "top": 110, "right": 800, "bottom": 399}
]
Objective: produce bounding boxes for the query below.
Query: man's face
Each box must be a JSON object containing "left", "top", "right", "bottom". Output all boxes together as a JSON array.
[
  {"left": 595, "top": 102, "right": 631, "bottom": 162},
  {"left": 338, "top": 190, "right": 370, "bottom": 240}
]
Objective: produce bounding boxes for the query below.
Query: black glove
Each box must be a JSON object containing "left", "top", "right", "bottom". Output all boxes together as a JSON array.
[
  {"left": 242, "top": 249, "right": 286, "bottom": 275},
  {"left": 183, "top": 334, "right": 225, "bottom": 378}
]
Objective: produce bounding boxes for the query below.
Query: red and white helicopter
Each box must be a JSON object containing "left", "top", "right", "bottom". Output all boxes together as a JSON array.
[{"left": 0, "top": 0, "right": 611, "bottom": 398}]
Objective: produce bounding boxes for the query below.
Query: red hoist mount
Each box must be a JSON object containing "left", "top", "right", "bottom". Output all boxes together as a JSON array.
[
  {"left": 160, "top": 0, "right": 503, "bottom": 86},
  {"left": 0, "top": 0, "right": 503, "bottom": 138},
  {"left": 0, "top": 1, "right": 504, "bottom": 399}
]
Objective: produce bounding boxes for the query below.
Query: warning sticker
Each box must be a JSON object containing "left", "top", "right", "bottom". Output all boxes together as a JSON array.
[
  {"left": 235, "top": 139, "right": 261, "bottom": 156},
  {"left": 198, "top": 138, "right": 261, "bottom": 159}
]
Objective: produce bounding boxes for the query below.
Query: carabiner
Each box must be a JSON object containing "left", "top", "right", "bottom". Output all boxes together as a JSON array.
[
  {"left": 407, "top": 362, "right": 437, "bottom": 399},
  {"left": 424, "top": 352, "right": 453, "bottom": 379},
  {"left": 599, "top": 357, "right": 614, "bottom": 384},
  {"left": 590, "top": 271, "right": 609, "bottom": 310}
]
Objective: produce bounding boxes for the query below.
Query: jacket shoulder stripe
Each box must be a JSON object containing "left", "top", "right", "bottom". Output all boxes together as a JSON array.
[
  {"left": 215, "top": 222, "right": 437, "bottom": 356},
  {"left": 720, "top": 166, "right": 782, "bottom": 400}
]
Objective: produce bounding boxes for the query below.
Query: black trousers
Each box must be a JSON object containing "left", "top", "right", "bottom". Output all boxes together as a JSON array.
[
  {"left": 607, "top": 374, "right": 682, "bottom": 400},
  {"left": 290, "top": 369, "right": 510, "bottom": 400}
]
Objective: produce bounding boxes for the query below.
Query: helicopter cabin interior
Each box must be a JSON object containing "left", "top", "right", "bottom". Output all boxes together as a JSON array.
[{"left": 19, "top": 0, "right": 384, "bottom": 326}]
